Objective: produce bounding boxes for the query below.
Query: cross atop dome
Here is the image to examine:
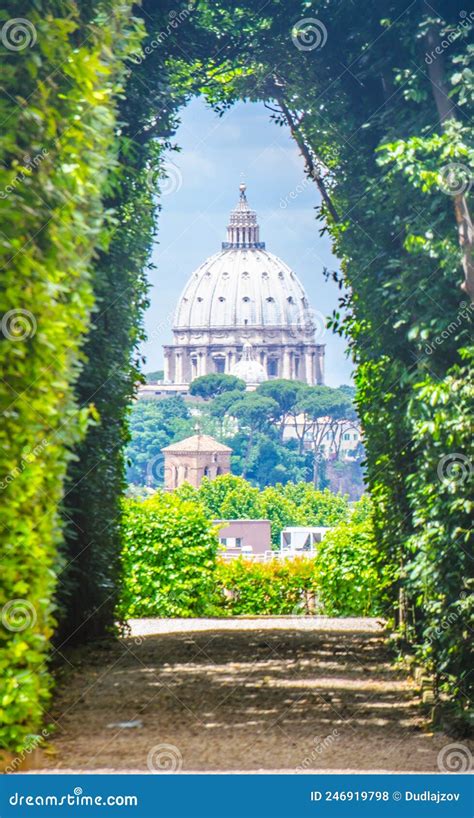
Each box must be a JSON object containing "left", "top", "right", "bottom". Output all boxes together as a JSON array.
[{"left": 222, "top": 184, "right": 266, "bottom": 250}]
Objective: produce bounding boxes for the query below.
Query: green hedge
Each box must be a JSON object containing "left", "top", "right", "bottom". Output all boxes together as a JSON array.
[
  {"left": 118, "top": 494, "right": 384, "bottom": 619},
  {"left": 0, "top": 0, "right": 138, "bottom": 751},
  {"left": 314, "top": 497, "right": 391, "bottom": 617},
  {"left": 215, "top": 558, "right": 318, "bottom": 615},
  {"left": 118, "top": 494, "right": 219, "bottom": 618}
]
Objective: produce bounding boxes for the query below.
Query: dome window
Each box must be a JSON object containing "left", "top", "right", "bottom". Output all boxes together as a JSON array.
[
  {"left": 242, "top": 271, "right": 250, "bottom": 279},
  {"left": 278, "top": 271, "right": 284, "bottom": 279},
  {"left": 262, "top": 271, "right": 269, "bottom": 280},
  {"left": 301, "top": 297, "right": 308, "bottom": 306},
  {"left": 218, "top": 296, "right": 226, "bottom": 302},
  {"left": 197, "top": 297, "right": 203, "bottom": 302},
  {"left": 266, "top": 296, "right": 275, "bottom": 303},
  {"left": 287, "top": 296, "right": 294, "bottom": 304},
  {"left": 222, "top": 272, "right": 229, "bottom": 279},
  {"left": 242, "top": 296, "right": 251, "bottom": 303}
]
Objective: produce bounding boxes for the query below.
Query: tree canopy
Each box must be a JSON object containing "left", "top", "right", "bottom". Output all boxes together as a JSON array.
[{"left": 189, "top": 373, "right": 246, "bottom": 399}]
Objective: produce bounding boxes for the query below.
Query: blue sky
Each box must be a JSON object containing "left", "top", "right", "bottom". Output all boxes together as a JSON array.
[{"left": 141, "top": 97, "right": 353, "bottom": 387}]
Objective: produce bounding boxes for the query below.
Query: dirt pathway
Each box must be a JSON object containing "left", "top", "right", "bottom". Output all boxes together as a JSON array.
[{"left": 40, "top": 618, "right": 455, "bottom": 772}]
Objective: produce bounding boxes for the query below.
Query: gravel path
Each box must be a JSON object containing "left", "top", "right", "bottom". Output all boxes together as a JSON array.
[
  {"left": 129, "top": 616, "right": 384, "bottom": 636},
  {"left": 35, "top": 617, "right": 455, "bottom": 773}
]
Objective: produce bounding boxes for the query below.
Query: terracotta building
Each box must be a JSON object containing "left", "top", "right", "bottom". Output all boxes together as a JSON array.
[{"left": 162, "top": 433, "right": 232, "bottom": 490}]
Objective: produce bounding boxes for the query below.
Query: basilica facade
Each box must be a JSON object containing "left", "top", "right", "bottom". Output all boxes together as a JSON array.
[{"left": 163, "top": 185, "right": 325, "bottom": 388}]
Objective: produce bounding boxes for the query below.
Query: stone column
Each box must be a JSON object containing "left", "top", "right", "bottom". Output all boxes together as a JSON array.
[
  {"left": 163, "top": 351, "right": 171, "bottom": 383},
  {"left": 175, "top": 352, "right": 183, "bottom": 384},
  {"left": 315, "top": 347, "right": 325, "bottom": 385},
  {"left": 282, "top": 349, "right": 291, "bottom": 380},
  {"left": 198, "top": 350, "right": 206, "bottom": 377},
  {"left": 305, "top": 350, "right": 314, "bottom": 385}
]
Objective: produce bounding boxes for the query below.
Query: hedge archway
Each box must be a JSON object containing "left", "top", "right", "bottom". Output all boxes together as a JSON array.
[{"left": 1, "top": 0, "right": 471, "bottom": 751}]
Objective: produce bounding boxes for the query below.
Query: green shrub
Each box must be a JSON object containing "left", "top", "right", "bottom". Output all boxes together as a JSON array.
[
  {"left": 215, "top": 558, "right": 318, "bottom": 616},
  {"left": 315, "top": 497, "right": 389, "bottom": 617},
  {"left": 118, "top": 494, "right": 219, "bottom": 618},
  {"left": 175, "top": 475, "right": 349, "bottom": 548}
]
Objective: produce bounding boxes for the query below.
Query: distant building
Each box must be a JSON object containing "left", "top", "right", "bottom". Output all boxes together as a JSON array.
[
  {"left": 215, "top": 519, "right": 272, "bottom": 558},
  {"left": 280, "top": 526, "right": 330, "bottom": 555},
  {"left": 162, "top": 184, "right": 325, "bottom": 388},
  {"left": 162, "top": 433, "right": 232, "bottom": 490},
  {"left": 283, "top": 415, "right": 363, "bottom": 461}
]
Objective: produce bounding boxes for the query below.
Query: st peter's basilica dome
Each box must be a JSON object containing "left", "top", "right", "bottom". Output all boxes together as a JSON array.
[{"left": 163, "top": 185, "right": 325, "bottom": 387}]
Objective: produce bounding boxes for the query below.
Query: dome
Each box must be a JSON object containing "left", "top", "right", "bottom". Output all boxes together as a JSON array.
[
  {"left": 231, "top": 342, "right": 267, "bottom": 385},
  {"left": 174, "top": 185, "right": 314, "bottom": 334},
  {"left": 163, "top": 185, "right": 325, "bottom": 388}
]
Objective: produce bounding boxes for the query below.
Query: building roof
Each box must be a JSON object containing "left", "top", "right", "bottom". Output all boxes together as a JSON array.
[
  {"left": 162, "top": 433, "right": 232, "bottom": 454},
  {"left": 173, "top": 185, "right": 317, "bottom": 338}
]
